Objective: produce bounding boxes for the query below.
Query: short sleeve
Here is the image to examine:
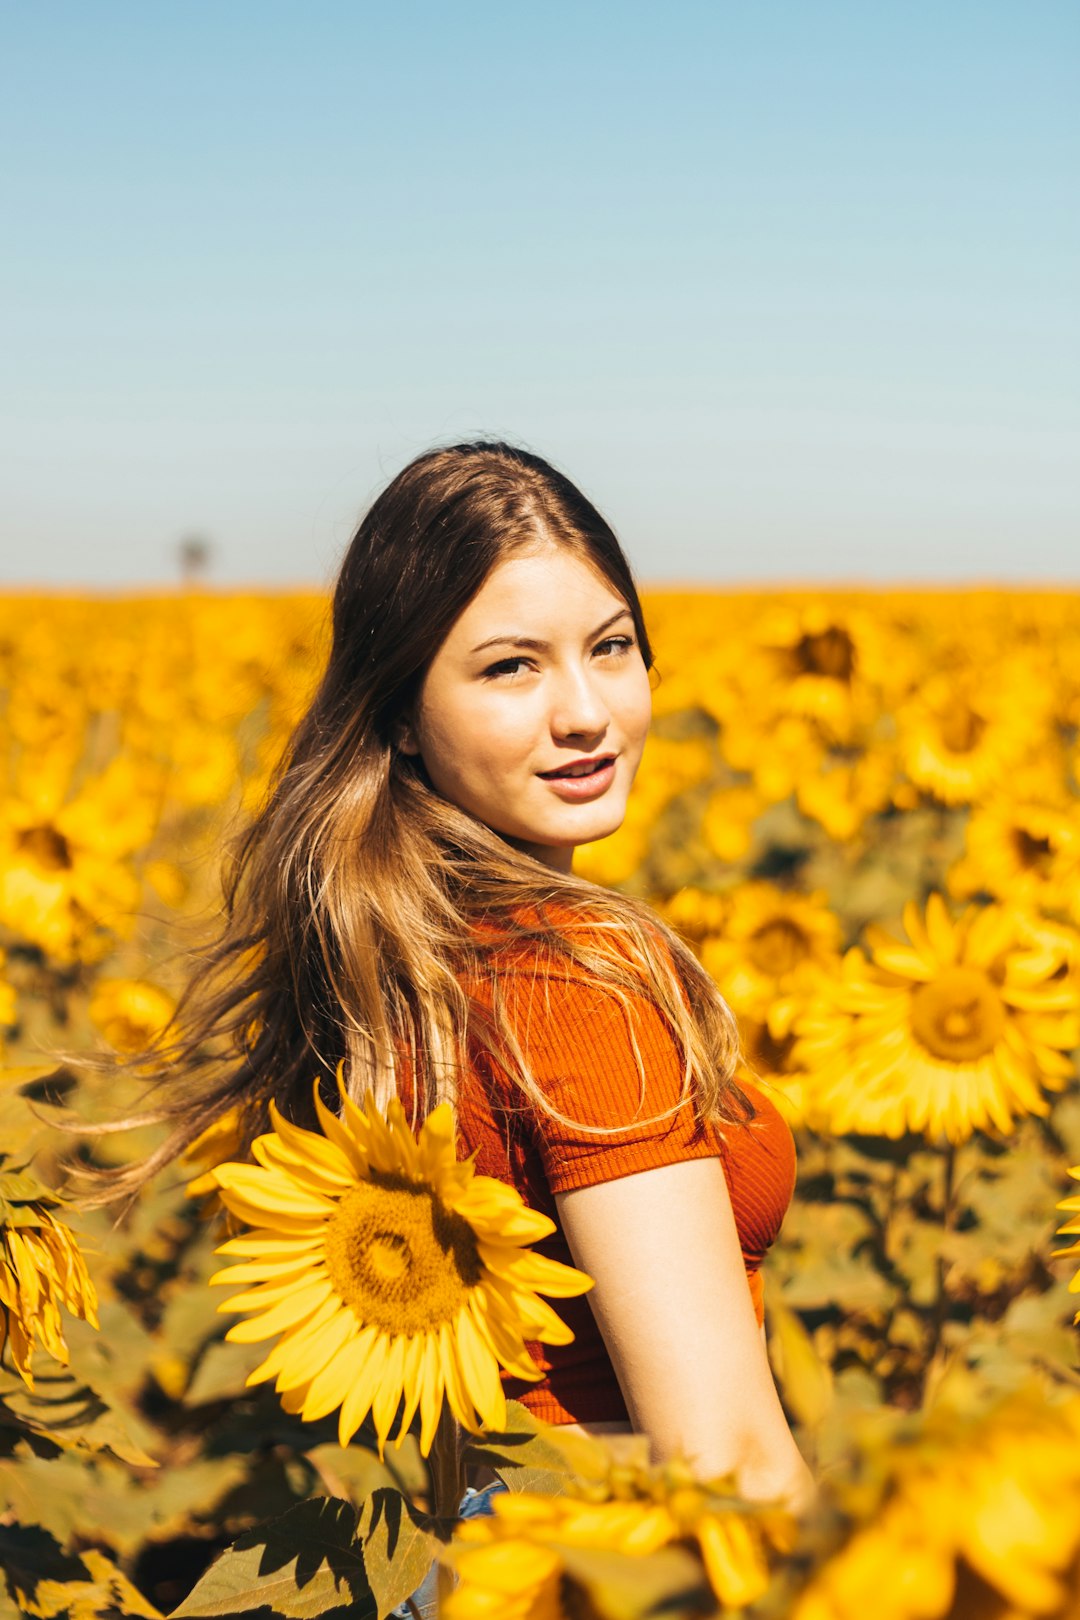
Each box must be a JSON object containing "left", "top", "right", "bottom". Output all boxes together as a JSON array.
[{"left": 495, "top": 969, "right": 717, "bottom": 1195}]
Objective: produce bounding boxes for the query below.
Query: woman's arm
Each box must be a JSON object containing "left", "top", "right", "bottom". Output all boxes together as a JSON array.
[{"left": 555, "top": 1156, "right": 817, "bottom": 1513}]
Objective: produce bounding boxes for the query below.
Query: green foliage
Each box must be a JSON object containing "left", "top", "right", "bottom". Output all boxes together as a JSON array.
[
  {"left": 170, "top": 1499, "right": 371, "bottom": 1619},
  {"left": 0, "top": 1524, "right": 163, "bottom": 1618},
  {"left": 357, "top": 1490, "right": 439, "bottom": 1620}
]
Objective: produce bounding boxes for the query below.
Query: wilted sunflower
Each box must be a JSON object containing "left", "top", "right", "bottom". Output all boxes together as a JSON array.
[
  {"left": 0, "top": 1164, "right": 99, "bottom": 1389},
  {"left": 792, "top": 894, "right": 1080, "bottom": 1143},
  {"left": 211, "top": 1081, "right": 593, "bottom": 1454},
  {"left": 443, "top": 1462, "right": 796, "bottom": 1620}
]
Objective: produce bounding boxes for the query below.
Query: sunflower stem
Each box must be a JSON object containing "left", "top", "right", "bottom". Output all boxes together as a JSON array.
[
  {"left": 430, "top": 1405, "right": 464, "bottom": 1610},
  {"left": 430, "top": 1404, "right": 465, "bottom": 1526}
]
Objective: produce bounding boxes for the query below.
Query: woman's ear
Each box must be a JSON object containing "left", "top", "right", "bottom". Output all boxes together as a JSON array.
[{"left": 395, "top": 716, "right": 420, "bottom": 756}]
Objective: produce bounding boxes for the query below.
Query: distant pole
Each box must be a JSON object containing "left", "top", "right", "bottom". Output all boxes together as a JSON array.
[{"left": 177, "top": 534, "right": 212, "bottom": 584}]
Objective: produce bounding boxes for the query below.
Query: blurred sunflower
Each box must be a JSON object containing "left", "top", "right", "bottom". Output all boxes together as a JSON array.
[
  {"left": 700, "top": 883, "right": 844, "bottom": 1032},
  {"left": 736, "top": 600, "right": 904, "bottom": 748},
  {"left": 701, "top": 783, "right": 766, "bottom": 864},
  {"left": 0, "top": 1163, "right": 99, "bottom": 1389},
  {"left": 88, "top": 977, "right": 176, "bottom": 1056},
  {"left": 947, "top": 792, "right": 1080, "bottom": 925},
  {"left": 795, "top": 746, "right": 897, "bottom": 844},
  {"left": 792, "top": 895, "right": 1080, "bottom": 1142},
  {"left": 0, "top": 756, "right": 163, "bottom": 963},
  {"left": 575, "top": 735, "right": 713, "bottom": 888},
  {"left": 0, "top": 949, "right": 16, "bottom": 1043},
  {"left": 895, "top": 672, "right": 1042, "bottom": 806},
  {"left": 180, "top": 1106, "right": 246, "bottom": 1204},
  {"left": 791, "top": 1388, "right": 1080, "bottom": 1620},
  {"left": 721, "top": 712, "right": 828, "bottom": 806},
  {"left": 211, "top": 1080, "right": 592, "bottom": 1454},
  {"left": 735, "top": 1016, "right": 815, "bottom": 1130},
  {"left": 443, "top": 1462, "right": 795, "bottom": 1620},
  {"left": 655, "top": 887, "right": 731, "bottom": 951},
  {"left": 1053, "top": 1163, "right": 1080, "bottom": 1322}
]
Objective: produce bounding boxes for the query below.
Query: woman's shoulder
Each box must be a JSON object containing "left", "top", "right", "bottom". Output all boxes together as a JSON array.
[{"left": 464, "top": 894, "right": 676, "bottom": 977}]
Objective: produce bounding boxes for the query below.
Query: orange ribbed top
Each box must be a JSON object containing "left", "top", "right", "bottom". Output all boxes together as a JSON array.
[{"left": 397, "top": 919, "right": 797, "bottom": 1425}]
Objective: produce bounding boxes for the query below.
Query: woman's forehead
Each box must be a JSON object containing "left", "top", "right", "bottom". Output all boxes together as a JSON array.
[{"left": 448, "top": 550, "right": 627, "bottom": 641}]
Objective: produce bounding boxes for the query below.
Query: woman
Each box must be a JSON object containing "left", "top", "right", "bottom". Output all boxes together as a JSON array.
[{"left": 100, "top": 439, "right": 814, "bottom": 1513}]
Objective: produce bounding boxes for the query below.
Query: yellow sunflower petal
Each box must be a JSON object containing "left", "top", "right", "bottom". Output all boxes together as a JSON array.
[
  {"left": 454, "top": 1304, "right": 506, "bottom": 1433},
  {"left": 222, "top": 1279, "right": 334, "bottom": 1341},
  {"left": 338, "top": 1331, "right": 391, "bottom": 1446}
]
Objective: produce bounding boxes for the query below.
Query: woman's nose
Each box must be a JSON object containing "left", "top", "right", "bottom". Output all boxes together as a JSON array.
[{"left": 549, "top": 665, "right": 610, "bottom": 739}]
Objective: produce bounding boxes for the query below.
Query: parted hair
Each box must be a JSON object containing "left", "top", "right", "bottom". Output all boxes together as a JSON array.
[{"left": 78, "top": 440, "right": 754, "bottom": 1204}]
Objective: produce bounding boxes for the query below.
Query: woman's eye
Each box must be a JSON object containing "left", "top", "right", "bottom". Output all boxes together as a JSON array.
[
  {"left": 483, "top": 657, "right": 532, "bottom": 679},
  {"left": 482, "top": 637, "right": 634, "bottom": 680}
]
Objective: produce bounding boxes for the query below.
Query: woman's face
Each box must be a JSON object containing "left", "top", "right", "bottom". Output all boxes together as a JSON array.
[{"left": 399, "top": 545, "right": 652, "bottom": 873}]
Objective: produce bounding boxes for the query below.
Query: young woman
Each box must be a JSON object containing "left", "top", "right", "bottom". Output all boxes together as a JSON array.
[{"left": 105, "top": 439, "right": 815, "bottom": 1513}]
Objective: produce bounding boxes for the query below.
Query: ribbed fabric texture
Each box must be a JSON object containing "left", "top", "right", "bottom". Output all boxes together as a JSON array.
[{"left": 423, "top": 941, "right": 799, "bottom": 1427}]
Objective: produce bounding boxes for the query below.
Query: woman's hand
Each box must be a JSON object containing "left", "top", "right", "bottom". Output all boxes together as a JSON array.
[{"left": 555, "top": 1156, "right": 816, "bottom": 1513}]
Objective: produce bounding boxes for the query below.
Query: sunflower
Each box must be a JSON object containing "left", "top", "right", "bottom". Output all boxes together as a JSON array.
[
  {"left": 701, "top": 784, "right": 766, "bottom": 864},
  {"left": 791, "top": 1389, "right": 1080, "bottom": 1620},
  {"left": 656, "top": 886, "right": 731, "bottom": 950},
  {"left": 0, "top": 1163, "right": 99, "bottom": 1390},
  {"left": 736, "top": 599, "right": 907, "bottom": 748},
  {"left": 1053, "top": 1163, "right": 1080, "bottom": 1323},
  {"left": 947, "top": 792, "right": 1080, "bottom": 925},
  {"left": 795, "top": 745, "right": 897, "bottom": 844},
  {"left": 895, "top": 671, "right": 1036, "bottom": 807},
  {"left": 700, "top": 883, "right": 844, "bottom": 1033},
  {"left": 88, "top": 976, "right": 177, "bottom": 1056},
  {"left": 721, "top": 711, "right": 829, "bottom": 805},
  {"left": 0, "top": 755, "right": 162, "bottom": 963},
  {"left": 574, "top": 735, "right": 714, "bottom": 889},
  {"left": 0, "top": 949, "right": 16, "bottom": 1042},
  {"left": 735, "top": 1015, "right": 816, "bottom": 1130},
  {"left": 210, "top": 1080, "right": 593, "bottom": 1455},
  {"left": 792, "top": 894, "right": 1080, "bottom": 1143},
  {"left": 442, "top": 1460, "right": 796, "bottom": 1620},
  {"left": 180, "top": 1106, "right": 245, "bottom": 1204}
]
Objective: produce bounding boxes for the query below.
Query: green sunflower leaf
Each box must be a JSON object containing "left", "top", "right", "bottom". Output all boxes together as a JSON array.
[
  {"left": 357, "top": 1487, "right": 440, "bottom": 1620},
  {"left": 170, "top": 1496, "right": 372, "bottom": 1619}
]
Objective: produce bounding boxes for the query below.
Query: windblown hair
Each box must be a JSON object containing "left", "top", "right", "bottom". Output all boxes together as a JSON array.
[{"left": 77, "top": 440, "right": 753, "bottom": 1204}]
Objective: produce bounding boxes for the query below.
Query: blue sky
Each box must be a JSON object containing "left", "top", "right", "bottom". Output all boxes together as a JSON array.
[{"left": 2, "top": 1, "right": 1077, "bottom": 586}]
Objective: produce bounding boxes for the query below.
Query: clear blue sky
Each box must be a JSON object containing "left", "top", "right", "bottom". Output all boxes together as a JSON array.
[{"left": 2, "top": 1, "right": 1077, "bottom": 586}]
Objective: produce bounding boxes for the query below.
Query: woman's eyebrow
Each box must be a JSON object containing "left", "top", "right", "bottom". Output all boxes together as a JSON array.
[{"left": 469, "top": 607, "right": 633, "bottom": 657}]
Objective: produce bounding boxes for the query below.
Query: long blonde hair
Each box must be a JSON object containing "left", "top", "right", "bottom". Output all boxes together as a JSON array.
[{"left": 80, "top": 440, "right": 753, "bottom": 1201}]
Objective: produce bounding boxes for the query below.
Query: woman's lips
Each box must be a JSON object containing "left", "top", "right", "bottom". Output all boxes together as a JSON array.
[
  {"left": 538, "top": 754, "right": 616, "bottom": 779},
  {"left": 537, "top": 756, "right": 617, "bottom": 801}
]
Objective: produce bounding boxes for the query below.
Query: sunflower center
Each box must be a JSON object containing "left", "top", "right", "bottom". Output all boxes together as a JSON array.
[
  {"left": 938, "top": 706, "right": 986, "bottom": 755},
  {"left": 323, "top": 1171, "right": 482, "bottom": 1335},
  {"left": 1013, "top": 827, "right": 1054, "bottom": 873},
  {"left": 910, "top": 966, "right": 1005, "bottom": 1062},
  {"left": 749, "top": 919, "right": 808, "bottom": 977},
  {"left": 747, "top": 1023, "right": 796, "bottom": 1074},
  {"left": 794, "top": 627, "right": 855, "bottom": 680},
  {"left": 17, "top": 825, "right": 72, "bottom": 872}
]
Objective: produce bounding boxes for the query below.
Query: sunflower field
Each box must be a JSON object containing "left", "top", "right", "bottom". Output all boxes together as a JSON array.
[{"left": 1, "top": 587, "right": 1079, "bottom": 1620}]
